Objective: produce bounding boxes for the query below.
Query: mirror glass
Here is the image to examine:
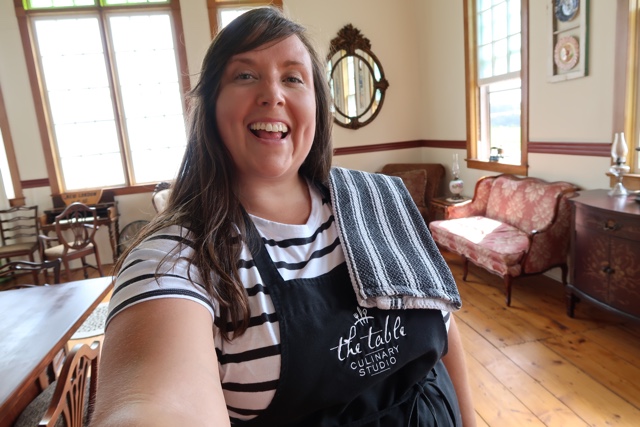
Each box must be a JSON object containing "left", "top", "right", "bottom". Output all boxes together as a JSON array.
[{"left": 327, "top": 25, "right": 388, "bottom": 129}]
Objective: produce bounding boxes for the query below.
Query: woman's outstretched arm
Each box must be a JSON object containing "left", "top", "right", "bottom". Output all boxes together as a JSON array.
[
  {"left": 91, "top": 298, "right": 230, "bottom": 426},
  {"left": 442, "top": 315, "right": 477, "bottom": 427}
]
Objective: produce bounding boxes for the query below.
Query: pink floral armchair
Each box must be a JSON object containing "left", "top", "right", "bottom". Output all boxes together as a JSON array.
[{"left": 428, "top": 174, "right": 578, "bottom": 306}]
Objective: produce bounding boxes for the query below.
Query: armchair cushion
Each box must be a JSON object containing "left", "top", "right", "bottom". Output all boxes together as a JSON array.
[{"left": 387, "top": 169, "right": 427, "bottom": 207}]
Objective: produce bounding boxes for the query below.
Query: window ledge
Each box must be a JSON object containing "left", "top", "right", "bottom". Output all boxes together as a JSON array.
[{"left": 466, "top": 159, "right": 528, "bottom": 176}]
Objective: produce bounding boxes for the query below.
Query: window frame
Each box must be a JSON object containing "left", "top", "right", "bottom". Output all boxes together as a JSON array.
[
  {"left": 207, "top": 0, "right": 282, "bottom": 37},
  {"left": 0, "top": 85, "right": 25, "bottom": 206},
  {"left": 464, "top": 0, "right": 529, "bottom": 176},
  {"left": 15, "top": 0, "right": 190, "bottom": 196},
  {"left": 623, "top": 0, "right": 640, "bottom": 179}
]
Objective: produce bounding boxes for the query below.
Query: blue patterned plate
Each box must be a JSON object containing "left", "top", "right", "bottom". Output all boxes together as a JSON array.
[{"left": 555, "top": 0, "right": 579, "bottom": 22}]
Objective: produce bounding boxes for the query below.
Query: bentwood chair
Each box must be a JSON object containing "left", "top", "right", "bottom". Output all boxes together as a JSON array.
[
  {"left": 0, "top": 205, "right": 41, "bottom": 284},
  {"left": 39, "top": 202, "right": 104, "bottom": 282},
  {"left": 14, "top": 341, "right": 101, "bottom": 427},
  {"left": 0, "top": 259, "right": 62, "bottom": 289}
]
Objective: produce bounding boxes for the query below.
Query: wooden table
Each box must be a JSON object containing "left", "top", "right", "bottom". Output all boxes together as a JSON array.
[
  {"left": 430, "top": 196, "right": 470, "bottom": 221},
  {"left": 0, "top": 276, "right": 113, "bottom": 426}
]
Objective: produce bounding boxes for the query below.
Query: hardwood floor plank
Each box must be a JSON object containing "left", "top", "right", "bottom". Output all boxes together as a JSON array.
[
  {"left": 464, "top": 354, "right": 547, "bottom": 426},
  {"left": 502, "top": 341, "right": 640, "bottom": 426},
  {"left": 581, "top": 325, "right": 640, "bottom": 367},
  {"left": 543, "top": 331, "right": 640, "bottom": 409},
  {"left": 457, "top": 320, "right": 588, "bottom": 426}
]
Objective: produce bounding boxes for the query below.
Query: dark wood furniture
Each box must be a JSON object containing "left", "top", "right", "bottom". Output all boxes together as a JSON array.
[
  {"left": 567, "top": 189, "right": 640, "bottom": 321},
  {"left": 13, "top": 342, "right": 101, "bottom": 427},
  {"left": 40, "top": 192, "right": 119, "bottom": 263},
  {"left": 0, "top": 206, "right": 41, "bottom": 284},
  {"left": 380, "top": 163, "right": 445, "bottom": 222},
  {"left": 430, "top": 196, "right": 470, "bottom": 222},
  {"left": 39, "top": 203, "right": 105, "bottom": 282},
  {"left": 0, "top": 276, "right": 113, "bottom": 427},
  {"left": 0, "top": 259, "right": 62, "bottom": 288}
]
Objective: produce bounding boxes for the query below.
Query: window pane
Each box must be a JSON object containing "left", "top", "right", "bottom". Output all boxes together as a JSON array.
[
  {"left": 478, "top": 44, "right": 492, "bottom": 79},
  {"left": 219, "top": 8, "right": 253, "bottom": 28},
  {"left": 508, "top": 0, "right": 521, "bottom": 35},
  {"left": 62, "top": 152, "right": 126, "bottom": 189},
  {"left": 33, "top": 16, "right": 126, "bottom": 190},
  {"left": 489, "top": 79, "right": 521, "bottom": 165},
  {"left": 109, "top": 13, "right": 186, "bottom": 184},
  {"left": 477, "top": 0, "right": 492, "bottom": 12},
  {"left": 493, "top": 38, "right": 508, "bottom": 76},
  {"left": 478, "top": 10, "right": 492, "bottom": 46},
  {"left": 492, "top": 2, "right": 507, "bottom": 41},
  {"left": 508, "top": 34, "right": 521, "bottom": 72}
]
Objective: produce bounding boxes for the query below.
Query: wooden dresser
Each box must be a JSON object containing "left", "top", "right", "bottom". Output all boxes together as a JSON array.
[{"left": 567, "top": 189, "right": 640, "bottom": 321}]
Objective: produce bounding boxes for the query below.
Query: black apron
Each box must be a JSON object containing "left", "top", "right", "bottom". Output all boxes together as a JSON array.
[{"left": 236, "top": 217, "right": 461, "bottom": 427}]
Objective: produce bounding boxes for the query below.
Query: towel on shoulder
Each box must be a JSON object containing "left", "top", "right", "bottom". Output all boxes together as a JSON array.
[{"left": 328, "top": 167, "right": 461, "bottom": 312}]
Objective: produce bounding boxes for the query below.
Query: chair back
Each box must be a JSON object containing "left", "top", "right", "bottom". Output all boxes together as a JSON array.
[
  {"left": 0, "top": 259, "right": 62, "bottom": 286},
  {"left": 39, "top": 341, "right": 100, "bottom": 427},
  {"left": 0, "top": 205, "right": 39, "bottom": 247},
  {"left": 152, "top": 181, "right": 172, "bottom": 213},
  {"left": 54, "top": 203, "right": 98, "bottom": 251}
]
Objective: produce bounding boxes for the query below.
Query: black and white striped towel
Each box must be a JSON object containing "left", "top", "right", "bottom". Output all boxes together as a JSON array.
[{"left": 328, "top": 167, "right": 461, "bottom": 312}]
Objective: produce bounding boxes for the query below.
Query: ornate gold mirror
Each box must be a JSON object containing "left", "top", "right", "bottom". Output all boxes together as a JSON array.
[{"left": 327, "top": 24, "right": 389, "bottom": 130}]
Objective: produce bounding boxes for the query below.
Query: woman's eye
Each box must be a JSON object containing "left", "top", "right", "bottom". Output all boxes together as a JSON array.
[
  {"left": 236, "top": 73, "right": 254, "bottom": 80},
  {"left": 285, "top": 76, "right": 303, "bottom": 84}
]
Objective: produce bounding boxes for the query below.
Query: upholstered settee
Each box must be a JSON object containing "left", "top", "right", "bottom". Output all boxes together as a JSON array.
[
  {"left": 380, "top": 163, "right": 445, "bottom": 223},
  {"left": 428, "top": 174, "right": 578, "bottom": 306}
]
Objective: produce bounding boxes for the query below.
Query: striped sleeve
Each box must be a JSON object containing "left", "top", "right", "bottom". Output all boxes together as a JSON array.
[{"left": 106, "top": 225, "right": 215, "bottom": 326}]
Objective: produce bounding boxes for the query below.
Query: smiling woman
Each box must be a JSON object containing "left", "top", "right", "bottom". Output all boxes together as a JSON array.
[{"left": 91, "top": 7, "right": 475, "bottom": 427}]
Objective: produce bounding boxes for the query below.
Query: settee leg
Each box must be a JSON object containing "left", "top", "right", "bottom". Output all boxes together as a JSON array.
[
  {"left": 462, "top": 258, "right": 469, "bottom": 281},
  {"left": 504, "top": 275, "right": 512, "bottom": 306},
  {"left": 560, "top": 263, "right": 568, "bottom": 285}
]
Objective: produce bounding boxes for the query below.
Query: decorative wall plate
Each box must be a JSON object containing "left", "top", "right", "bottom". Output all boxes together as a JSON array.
[
  {"left": 554, "top": 36, "right": 579, "bottom": 71},
  {"left": 555, "top": 0, "right": 579, "bottom": 22}
]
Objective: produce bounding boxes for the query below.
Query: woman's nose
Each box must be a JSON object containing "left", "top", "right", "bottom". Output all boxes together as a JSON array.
[{"left": 257, "top": 79, "right": 285, "bottom": 107}]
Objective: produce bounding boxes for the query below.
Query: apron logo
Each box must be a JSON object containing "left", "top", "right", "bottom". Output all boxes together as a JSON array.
[{"left": 330, "top": 309, "right": 407, "bottom": 377}]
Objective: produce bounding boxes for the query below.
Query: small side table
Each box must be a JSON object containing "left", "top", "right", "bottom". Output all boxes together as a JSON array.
[{"left": 430, "top": 196, "right": 470, "bottom": 222}]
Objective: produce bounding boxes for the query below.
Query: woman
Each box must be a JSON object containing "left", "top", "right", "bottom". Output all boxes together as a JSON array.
[{"left": 92, "top": 7, "right": 475, "bottom": 426}]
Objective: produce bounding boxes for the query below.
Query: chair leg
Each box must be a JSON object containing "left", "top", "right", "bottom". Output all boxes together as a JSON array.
[
  {"left": 63, "top": 258, "right": 72, "bottom": 282},
  {"left": 81, "top": 256, "right": 89, "bottom": 279},
  {"left": 28, "top": 253, "right": 40, "bottom": 286},
  {"left": 560, "top": 263, "right": 568, "bottom": 285},
  {"left": 93, "top": 247, "right": 104, "bottom": 277},
  {"left": 504, "top": 275, "right": 513, "bottom": 306},
  {"left": 462, "top": 257, "right": 469, "bottom": 281}
]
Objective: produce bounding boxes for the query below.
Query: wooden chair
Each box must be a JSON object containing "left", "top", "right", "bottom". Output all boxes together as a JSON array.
[
  {"left": 39, "top": 202, "right": 104, "bottom": 282},
  {"left": 151, "top": 181, "right": 172, "bottom": 213},
  {"left": 0, "top": 259, "right": 62, "bottom": 289},
  {"left": 0, "top": 205, "right": 41, "bottom": 284},
  {"left": 13, "top": 341, "right": 100, "bottom": 427}
]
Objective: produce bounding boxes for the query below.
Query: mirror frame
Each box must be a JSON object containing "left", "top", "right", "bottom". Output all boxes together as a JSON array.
[{"left": 327, "top": 24, "right": 389, "bottom": 130}]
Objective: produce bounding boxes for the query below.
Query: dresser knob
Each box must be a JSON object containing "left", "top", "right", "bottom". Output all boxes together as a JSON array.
[
  {"left": 602, "top": 266, "right": 614, "bottom": 274},
  {"left": 602, "top": 220, "right": 618, "bottom": 231}
]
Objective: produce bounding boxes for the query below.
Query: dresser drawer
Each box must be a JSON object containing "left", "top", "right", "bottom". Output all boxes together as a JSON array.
[{"left": 574, "top": 205, "right": 640, "bottom": 241}]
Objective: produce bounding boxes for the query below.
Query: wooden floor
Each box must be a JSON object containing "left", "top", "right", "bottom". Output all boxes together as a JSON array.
[
  {"left": 441, "top": 249, "right": 640, "bottom": 427},
  {"left": 18, "top": 256, "right": 640, "bottom": 426}
]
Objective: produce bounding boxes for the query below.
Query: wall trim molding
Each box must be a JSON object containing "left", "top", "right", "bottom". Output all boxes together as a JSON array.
[
  {"left": 21, "top": 141, "right": 610, "bottom": 189},
  {"left": 21, "top": 178, "right": 50, "bottom": 189},
  {"left": 334, "top": 139, "right": 610, "bottom": 157}
]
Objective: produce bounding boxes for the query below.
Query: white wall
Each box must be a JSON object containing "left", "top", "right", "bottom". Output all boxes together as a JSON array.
[{"left": 0, "top": 0, "right": 622, "bottom": 263}]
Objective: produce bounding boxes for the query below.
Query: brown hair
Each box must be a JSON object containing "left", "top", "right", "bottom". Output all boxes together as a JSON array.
[{"left": 115, "top": 7, "right": 333, "bottom": 341}]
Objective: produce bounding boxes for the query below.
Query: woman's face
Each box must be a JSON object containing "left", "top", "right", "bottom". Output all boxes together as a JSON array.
[{"left": 216, "top": 35, "right": 316, "bottom": 185}]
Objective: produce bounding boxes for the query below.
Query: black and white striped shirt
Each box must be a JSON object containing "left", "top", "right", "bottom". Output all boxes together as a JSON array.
[{"left": 107, "top": 184, "right": 449, "bottom": 422}]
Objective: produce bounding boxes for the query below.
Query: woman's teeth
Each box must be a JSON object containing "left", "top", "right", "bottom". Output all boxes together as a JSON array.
[{"left": 249, "top": 122, "right": 289, "bottom": 133}]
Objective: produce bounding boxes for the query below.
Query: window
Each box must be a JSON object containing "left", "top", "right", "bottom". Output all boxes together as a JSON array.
[
  {"left": 0, "top": 85, "right": 19, "bottom": 205},
  {"left": 207, "top": 0, "right": 283, "bottom": 37},
  {"left": 16, "top": 0, "right": 190, "bottom": 194},
  {"left": 464, "top": 0, "right": 528, "bottom": 175},
  {"left": 624, "top": 0, "right": 640, "bottom": 176}
]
